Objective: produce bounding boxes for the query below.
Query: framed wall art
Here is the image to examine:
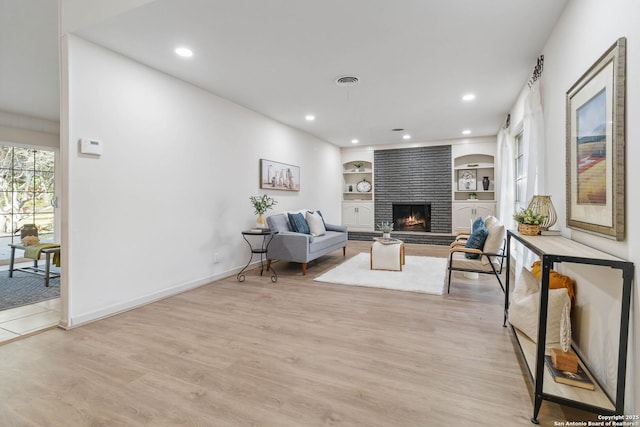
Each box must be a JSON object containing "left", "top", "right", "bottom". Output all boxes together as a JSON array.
[
  {"left": 260, "top": 159, "right": 300, "bottom": 191},
  {"left": 566, "top": 37, "right": 626, "bottom": 240},
  {"left": 457, "top": 169, "right": 477, "bottom": 191}
]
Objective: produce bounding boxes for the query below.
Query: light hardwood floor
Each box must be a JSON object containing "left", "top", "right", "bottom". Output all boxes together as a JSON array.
[{"left": 0, "top": 242, "right": 597, "bottom": 426}]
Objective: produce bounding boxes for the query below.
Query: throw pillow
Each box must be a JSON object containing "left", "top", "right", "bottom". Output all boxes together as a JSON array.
[
  {"left": 305, "top": 211, "right": 326, "bottom": 236},
  {"left": 481, "top": 223, "right": 505, "bottom": 265},
  {"left": 511, "top": 267, "right": 540, "bottom": 301},
  {"left": 483, "top": 215, "right": 498, "bottom": 229},
  {"left": 530, "top": 260, "right": 576, "bottom": 304},
  {"left": 471, "top": 216, "right": 485, "bottom": 233},
  {"left": 288, "top": 212, "right": 310, "bottom": 234},
  {"left": 508, "top": 286, "right": 572, "bottom": 350},
  {"left": 464, "top": 220, "right": 488, "bottom": 259}
]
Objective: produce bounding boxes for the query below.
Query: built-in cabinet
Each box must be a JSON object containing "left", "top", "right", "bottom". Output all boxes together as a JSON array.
[
  {"left": 341, "top": 158, "right": 374, "bottom": 230},
  {"left": 452, "top": 153, "right": 495, "bottom": 233},
  {"left": 342, "top": 201, "right": 374, "bottom": 229},
  {"left": 452, "top": 202, "right": 496, "bottom": 232}
]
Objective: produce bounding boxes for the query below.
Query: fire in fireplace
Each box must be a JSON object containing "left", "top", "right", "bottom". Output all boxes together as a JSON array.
[{"left": 392, "top": 203, "right": 431, "bottom": 232}]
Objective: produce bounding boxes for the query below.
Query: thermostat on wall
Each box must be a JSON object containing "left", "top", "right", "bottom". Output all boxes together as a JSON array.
[{"left": 80, "top": 138, "right": 103, "bottom": 155}]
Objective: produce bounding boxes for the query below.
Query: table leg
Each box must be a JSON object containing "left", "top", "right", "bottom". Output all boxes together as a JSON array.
[
  {"left": 45, "top": 252, "right": 51, "bottom": 287},
  {"left": 9, "top": 245, "right": 16, "bottom": 278}
]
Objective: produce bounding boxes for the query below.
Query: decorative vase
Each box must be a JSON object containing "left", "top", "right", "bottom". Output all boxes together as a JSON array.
[
  {"left": 482, "top": 176, "right": 490, "bottom": 191},
  {"left": 256, "top": 213, "right": 267, "bottom": 229},
  {"left": 383, "top": 232, "right": 391, "bottom": 239},
  {"left": 518, "top": 223, "right": 540, "bottom": 236}
]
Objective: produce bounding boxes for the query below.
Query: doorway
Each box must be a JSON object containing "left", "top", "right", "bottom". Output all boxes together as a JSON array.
[{"left": 0, "top": 145, "right": 59, "bottom": 344}]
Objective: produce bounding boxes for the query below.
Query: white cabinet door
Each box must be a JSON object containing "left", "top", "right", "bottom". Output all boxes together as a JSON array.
[
  {"left": 452, "top": 202, "right": 495, "bottom": 233},
  {"left": 356, "top": 203, "right": 373, "bottom": 228},
  {"left": 342, "top": 202, "right": 374, "bottom": 230},
  {"left": 342, "top": 204, "right": 358, "bottom": 227},
  {"left": 452, "top": 203, "right": 475, "bottom": 233}
]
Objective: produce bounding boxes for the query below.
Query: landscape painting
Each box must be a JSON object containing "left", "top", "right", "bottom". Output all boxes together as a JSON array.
[
  {"left": 566, "top": 37, "right": 626, "bottom": 241},
  {"left": 260, "top": 159, "right": 300, "bottom": 191},
  {"left": 576, "top": 88, "right": 607, "bottom": 205}
]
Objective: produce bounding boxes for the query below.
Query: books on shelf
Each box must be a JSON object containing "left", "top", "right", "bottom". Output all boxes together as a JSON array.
[{"left": 544, "top": 355, "right": 594, "bottom": 390}]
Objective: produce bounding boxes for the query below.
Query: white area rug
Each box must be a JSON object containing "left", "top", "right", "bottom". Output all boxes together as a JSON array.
[{"left": 314, "top": 252, "right": 447, "bottom": 295}]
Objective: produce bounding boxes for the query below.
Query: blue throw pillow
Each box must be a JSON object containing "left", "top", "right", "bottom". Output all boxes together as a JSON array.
[
  {"left": 471, "top": 216, "right": 484, "bottom": 233},
  {"left": 288, "top": 212, "right": 310, "bottom": 234},
  {"left": 465, "top": 221, "right": 488, "bottom": 259}
]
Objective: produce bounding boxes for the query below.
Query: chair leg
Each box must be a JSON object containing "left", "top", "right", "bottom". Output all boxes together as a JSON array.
[
  {"left": 301, "top": 263, "right": 307, "bottom": 275},
  {"left": 342, "top": 246, "right": 346, "bottom": 256},
  {"left": 489, "top": 262, "right": 505, "bottom": 293},
  {"left": 266, "top": 259, "right": 271, "bottom": 271}
]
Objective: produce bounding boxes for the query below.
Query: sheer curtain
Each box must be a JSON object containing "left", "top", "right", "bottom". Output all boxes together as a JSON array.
[
  {"left": 523, "top": 80, "right": 546, "bottom": 200},
  {"left": 496, "top": 127, "right": 514, "bottom": 227},
  {"left": 518, "top": 79, "right": 546, "bottom": 269}
]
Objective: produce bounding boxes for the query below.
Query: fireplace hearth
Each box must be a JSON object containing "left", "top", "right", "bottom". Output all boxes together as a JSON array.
[{"left": 392, "top": 203, "right": 431, "bottom": 232}]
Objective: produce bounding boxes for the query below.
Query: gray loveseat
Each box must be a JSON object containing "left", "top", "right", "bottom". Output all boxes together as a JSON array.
[{"left": 265, "top": 212, "right": 347, "bottom": 275}]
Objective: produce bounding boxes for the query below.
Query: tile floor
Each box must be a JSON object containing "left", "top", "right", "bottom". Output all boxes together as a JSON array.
[
  {"left": 0, "top": 259, "right": 61, "bottom": 344},
  {"left": 0, "top": 298, "right": 61, "bottom": 344}
]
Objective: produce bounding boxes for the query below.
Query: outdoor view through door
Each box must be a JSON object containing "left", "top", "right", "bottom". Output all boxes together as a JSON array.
[{"left": 0, "top": 146, "right": 55, "bottom": 261}]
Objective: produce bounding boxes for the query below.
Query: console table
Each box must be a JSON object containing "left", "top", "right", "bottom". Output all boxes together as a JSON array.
[{"left": 505, "top": 230, "right": 634, "bottom": 424}]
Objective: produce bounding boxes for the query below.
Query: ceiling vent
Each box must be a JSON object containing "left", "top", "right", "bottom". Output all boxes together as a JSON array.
[{"left": 335, "top": 76, "right": 360, "bottom": 86}]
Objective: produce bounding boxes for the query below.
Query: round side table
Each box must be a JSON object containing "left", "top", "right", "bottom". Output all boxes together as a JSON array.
[{"left": 237, "top": 230, "right": 278, "bottom": 282}]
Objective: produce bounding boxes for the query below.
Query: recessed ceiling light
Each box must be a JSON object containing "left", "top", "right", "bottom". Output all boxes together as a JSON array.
[
  {"left": 351, "top": 139, "right": 359, "bottom": 144},
  {"left": 175, "top": 47, "right": 193, "bottom": 58},
  {"left": 462, "top": 129, "right": 472, "bottom": 135},
  {"left": 462, "top": 93, "right": 475, "bottom": 101},
  {"left": 403, "top": 134, "right": 411, "bottom": 140},
  {"left": 305, "top": 114, "right": 315, "bottom": 121}
]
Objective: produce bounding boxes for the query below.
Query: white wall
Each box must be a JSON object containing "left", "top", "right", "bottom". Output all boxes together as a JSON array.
[
  {"left": 61, "top": 35, "right": 342, "bottom": 326},
  {"left": 507, "top": 0, "right": 639, "bottom": 412}
]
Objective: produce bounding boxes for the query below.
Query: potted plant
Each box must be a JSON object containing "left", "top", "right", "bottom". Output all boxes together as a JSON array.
[
  {"left": 513, "top": 208, "right": 546, "bottom": 235},
  {"left": 377, "top": 221, "right": 394, "bottom": 239},
  {"left": 352, "top": 162, "right": 364, "bottom": 172},
  {"left": 468, "top": 192, "right": 477, "bottom": 200},
  {"left": 250, "top": 194, "right": 278, "bottom": 228}
]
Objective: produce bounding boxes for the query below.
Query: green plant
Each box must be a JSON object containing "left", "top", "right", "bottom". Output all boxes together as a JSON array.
[
  {"left": 513, "top": 208, "right": 546, "bottom": 225},
  {"left": 377, "top": 221, "right": 394, "bottom": 233},
  {"left": 469, "top": 192, "right": 477, "bottom": 199},
  {"left": 352, "top": 162, "right": 363, "bottom": 170},
  {"left": 249, "top": 194, "right": 277, "bottom": 215}
]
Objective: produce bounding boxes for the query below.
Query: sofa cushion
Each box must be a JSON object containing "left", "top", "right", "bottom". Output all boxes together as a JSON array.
[
  {"left": 288, "top": 212, "right": 310, "bottom": 234},
  {"left": 309, "top": 231, "right": 346, "bottom": 254},
  {"left": 266, "top": 213, "right": 291, "bottom": 233},
  {"left": 305, "top": 211, "right": 326, "bottom": 236}
]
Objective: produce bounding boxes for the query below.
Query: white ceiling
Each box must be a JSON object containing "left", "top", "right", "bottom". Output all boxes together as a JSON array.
[{"left": 2, "top": 0, "right": 569, "bottom": 147}]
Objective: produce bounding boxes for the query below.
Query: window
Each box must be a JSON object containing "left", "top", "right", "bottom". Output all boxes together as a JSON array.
[
  {"left": 0, "top": 146, "right": 55, "bottom": 259},
  {"left": 514, "top": 132, "right": 526, "bottom": 212}
]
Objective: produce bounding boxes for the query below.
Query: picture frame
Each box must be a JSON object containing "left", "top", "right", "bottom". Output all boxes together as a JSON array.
[
  {"left": 566, "top": 37, "right": 626, "bottom": 241},
  {"left": 457, "top": 169, "right": 477, "bottom": 191},
  {"left": 260, "top": 159, "right": 300, "bottom": 191}
]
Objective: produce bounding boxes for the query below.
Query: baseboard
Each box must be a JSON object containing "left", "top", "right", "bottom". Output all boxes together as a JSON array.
[{"left": 66, "top": 261, "right": 262, "bottom": 328}]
